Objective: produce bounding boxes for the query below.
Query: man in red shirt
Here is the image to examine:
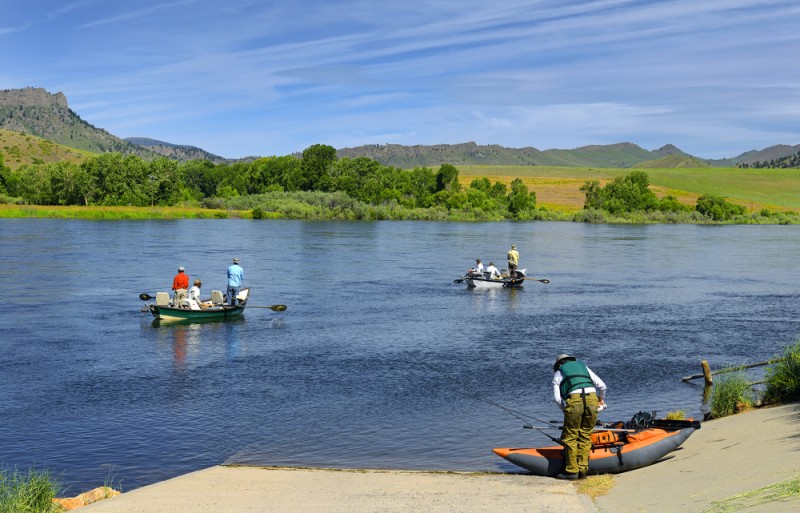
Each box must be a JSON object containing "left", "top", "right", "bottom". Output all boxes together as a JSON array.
[{"left": 172, "top": 266, "right": 190, "bottom": 307}]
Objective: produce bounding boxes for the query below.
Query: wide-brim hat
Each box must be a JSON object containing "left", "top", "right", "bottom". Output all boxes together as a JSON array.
[
  {"left": 553, "top": 353, "right": 576, "bottom": 371},
  {"left": 232, "top": 258, "right": 240, "bottom": 264}
]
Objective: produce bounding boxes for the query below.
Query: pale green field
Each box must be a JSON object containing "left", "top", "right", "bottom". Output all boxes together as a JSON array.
[
  {"left": 458, "top": 165, "right": 800, "bottom": 212},
  {"left": 0, "top": 204, "right": 236, "bottom": 219}
]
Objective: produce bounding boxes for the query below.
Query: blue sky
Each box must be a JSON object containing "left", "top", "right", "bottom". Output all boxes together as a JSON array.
[{"left": 2, "top": 0, "right": 798, "bottom": 159}]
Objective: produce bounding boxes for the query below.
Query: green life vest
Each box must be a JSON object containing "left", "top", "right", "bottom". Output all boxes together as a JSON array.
[{"left": 558, "top": 360, "right": 594, "bottom": 397}]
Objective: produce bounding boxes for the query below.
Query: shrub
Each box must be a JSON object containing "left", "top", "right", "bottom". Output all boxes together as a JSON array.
[
  {"left": 696, "top": 194, "right": 746, "bottom": 221},
  {"left": 709, "top": 370, "right": 754, "bottom": 418},
  {"left": 765, "top": 339, "right": 800, "bottom": 403}
]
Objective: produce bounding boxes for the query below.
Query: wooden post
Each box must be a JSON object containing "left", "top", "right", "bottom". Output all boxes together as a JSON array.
[
  {"left": 701, "top": 360, "right": 713, "bottom": 386},
  {"left": 681, "top": 357, "right": 782, "bottom": 382}
]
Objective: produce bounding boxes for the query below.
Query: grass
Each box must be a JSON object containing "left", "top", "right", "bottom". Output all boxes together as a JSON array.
[
  {"left": 704, "top": 476, "right": 800, "bottom": 513},
  {"left": 0, "top": 129, "right": 92, "bottom": 171},
  {"left": 0, "top": 466, "right": 59, "bottom": 513},
  {"left": 577, "top": 474, "right": 615, "bottom": 498},
  {"left": 458, "top": 165, "right": 800, "bottom": 213},
  {"left": 665, "top": 410, "right": 687, "bottom": 420},
  {"left": 0, "top": 204, "right": 236, "bottom": 219},
  {"left": 765, "top": 339, "right": 800, "bottom": 404},
  {"left": 709, "top": 370, "right": 755, "bottom": 419}
]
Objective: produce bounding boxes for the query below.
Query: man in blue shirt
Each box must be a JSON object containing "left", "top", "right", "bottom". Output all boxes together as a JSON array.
[{"left": 227, "top": 257, "right": 244, "bottom": 305}]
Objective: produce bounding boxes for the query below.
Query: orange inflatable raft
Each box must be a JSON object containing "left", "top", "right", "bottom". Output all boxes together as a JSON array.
[{"left": 493, "top": 418, "right": 699, "bottom": 476}]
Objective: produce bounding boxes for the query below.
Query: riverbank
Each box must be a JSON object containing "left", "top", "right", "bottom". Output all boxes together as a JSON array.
[
  {"left": 3, "top": 202, "right": 799, "bottom": 223},
  {"left": 80, "top": 403, "right": 798, "bottom": 513},
  {"left": 594, "top": 402, "right": 800, "bottom": 513}
]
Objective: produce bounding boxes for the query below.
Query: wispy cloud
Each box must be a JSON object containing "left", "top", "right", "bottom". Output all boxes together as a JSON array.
[
  {"left": 2, "top": 0, "right": 798, "bottom": 158},
  {"left": 76, "top": 0, "right": 198, "bottom": 29}
]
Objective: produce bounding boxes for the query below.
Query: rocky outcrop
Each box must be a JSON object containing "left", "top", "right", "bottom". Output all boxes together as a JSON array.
[{"left": 0, "top": 87, "right": 67, "bottom": 108}]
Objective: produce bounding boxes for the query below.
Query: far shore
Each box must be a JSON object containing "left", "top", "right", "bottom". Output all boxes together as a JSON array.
[{"left": 2, "top": 203, "right": 799, "bottom": 224}]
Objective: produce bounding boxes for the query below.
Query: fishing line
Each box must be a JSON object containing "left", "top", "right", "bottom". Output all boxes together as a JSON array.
[{"left": 416, "top": 359, "right": 557, "bottom": 428}]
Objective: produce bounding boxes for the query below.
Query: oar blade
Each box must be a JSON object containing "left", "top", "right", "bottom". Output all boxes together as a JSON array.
[
  {"left": 139, "top": 293, "right": 153, "bottom": 301},
  {"left": 271, "top": 304, "right": 287, "bottom": 312}
]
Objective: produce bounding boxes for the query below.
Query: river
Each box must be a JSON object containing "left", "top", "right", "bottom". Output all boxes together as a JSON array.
[{"left": 1, "top": 219, "right": 798, "bottom": 492}]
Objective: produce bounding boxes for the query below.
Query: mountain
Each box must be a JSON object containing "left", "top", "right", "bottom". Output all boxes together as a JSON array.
[
  {"left": 124, "top": 137, "right": 227, "bottom": 163},
  {"left": 707, "top": 144, "right": 800, "bottom": 167},
  {"left": 651, "top": 144, "right": 691, "bottom": 158},
  {"left": 0, "top": 87, "right": 162, "bottom": 160},
  {"left": 338, "top": 141, "right": 670, "bottom": 168},
  {"left": 2, "top": 87, "right": 798, "bottom": 169}
]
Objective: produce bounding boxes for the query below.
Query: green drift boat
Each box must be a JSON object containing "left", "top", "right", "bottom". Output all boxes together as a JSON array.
[{"left": 145, "top": 288, "right": 251, "bottom": 322}]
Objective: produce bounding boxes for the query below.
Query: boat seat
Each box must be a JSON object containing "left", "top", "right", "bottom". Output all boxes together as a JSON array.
[
  {"left": 236, "top": 289, "right": 249, "bottom": 302},
  {"left": 211, "top": 290, "right": 224, "bottom": 305},
  {"left": 155, "top": 292, "right": 170, "bottom": 306}
]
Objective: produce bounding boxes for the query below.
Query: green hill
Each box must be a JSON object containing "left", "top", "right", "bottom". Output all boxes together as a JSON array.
[
  {"left": 634, "top": 155, "right": 711, "bottom": 168},
  {"left": 0, "top": 128, "right": 92, "bottom": 170}
]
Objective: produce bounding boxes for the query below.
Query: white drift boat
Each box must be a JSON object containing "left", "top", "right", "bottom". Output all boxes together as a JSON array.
[{"left": 463, "top": 269, "right": 527, "bottom": 289}]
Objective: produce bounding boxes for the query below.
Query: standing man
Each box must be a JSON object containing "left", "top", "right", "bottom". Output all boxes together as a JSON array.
[
  {"left": 552, "top": 354, "right": 607, "bottom": 480},
  {"left": 227, "top": 258, "right": 244, "bottom": 305},
  {"left": 507, "top": 244, "right": 520, "bottom": 278},
  {"left": 172, "top": 266, "right": 189, "bottom": 307}
]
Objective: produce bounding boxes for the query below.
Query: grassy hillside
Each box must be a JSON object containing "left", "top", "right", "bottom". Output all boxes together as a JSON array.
[
  {"left": 634, "top": 155, "right": 710, "bottom": 168},
  {"left": 0, "top": 128, "right": 92, "bottom": 170},
  {"left": 458, "top": 165, "right": 800, "bottom": 213}
]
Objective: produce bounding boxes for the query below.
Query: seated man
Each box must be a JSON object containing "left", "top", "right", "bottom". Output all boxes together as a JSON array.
[
  {"left": 187, "top": 279, "right": 205, "bottom": 309},
  {"left": 485, "top": 261, "right": 501, "bottom": 279},
  {"left": 468, "top": 259, "right": 484, "bottom": 277}
]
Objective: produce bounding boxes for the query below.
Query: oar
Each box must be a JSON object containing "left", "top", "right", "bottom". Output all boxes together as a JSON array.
[
  {"left": 248, "top": 304, "right": 288, "bottom": 312},
  {"left": 139, "top": 293, "right": 155, "bottom": 301},
  {"left": 530, "top": 423, "right": 638, "bottom": 433},
  {"left": 523, "top": 278, "right": 550, "bottom": 283}
]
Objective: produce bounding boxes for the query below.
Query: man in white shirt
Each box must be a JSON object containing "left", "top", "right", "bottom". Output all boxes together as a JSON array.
[{"left": 551, "top": 354, "right": 607, "bottom": 480}]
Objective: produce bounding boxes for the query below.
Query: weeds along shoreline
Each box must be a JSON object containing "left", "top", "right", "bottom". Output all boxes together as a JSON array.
[{"left": 2, "top": 203, "right": 799, "bottom": 224}]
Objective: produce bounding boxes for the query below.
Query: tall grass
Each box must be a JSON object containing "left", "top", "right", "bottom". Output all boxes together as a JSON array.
[
  {"left": 0, "top": 466, "right": 59, "bottom": 513},
  {"left": 765, "top": 339, "right": 800, "bottom": 404},
  {"left": 709, "top": 370, "right": 755, "bottom": 419}
]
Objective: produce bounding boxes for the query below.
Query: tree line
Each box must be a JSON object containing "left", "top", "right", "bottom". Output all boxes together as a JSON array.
[
  {"left": 0, "top": 144, "right": 538, "bottom": 219},
  {"left": 737, "top": 150, "right": 800, "bottom": 169},
  {"left": 1, "top": 144, "right": 797, "bottom": 224}
]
